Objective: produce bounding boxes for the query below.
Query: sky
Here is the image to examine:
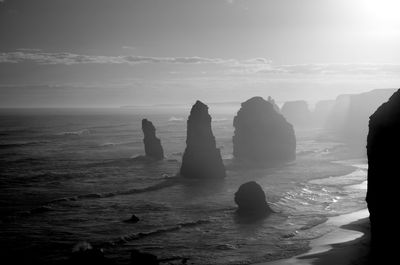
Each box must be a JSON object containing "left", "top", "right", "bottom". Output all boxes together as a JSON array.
[{"left": 1, "top": 0, "right": 400, "bottom": 107}]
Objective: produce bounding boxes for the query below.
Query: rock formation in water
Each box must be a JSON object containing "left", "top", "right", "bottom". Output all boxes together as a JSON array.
[
  {"left": 142, "top": 119, "right": 164, "bottom": 160},
  {"left": 367, "top": 89, "right": 400, "bottom": 260},
  {"left": 233, "top": 97, "right": 296, "bottom": 165},
  {"left": 313, "top": 99, "right": 335, "bottom": 126},
  {"left": 281, "top": 100, "right": 312, "bottom": 126},
  {"left": 124, "top": 214, "right": 140, "bottom": 223},
  {"left": 234, "top": 181, "right": 271, "bottom": 217},
  {"left": 180, "top": 100, "right": 226, "bottom": 179}
]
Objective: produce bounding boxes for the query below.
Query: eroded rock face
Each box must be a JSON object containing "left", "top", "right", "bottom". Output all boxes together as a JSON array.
[
  {"left": 234, "top": 181, "right": 271, "bottom": 217},
  {"left": 180, "top": 101, "right": 226, "bottom": 178},
  {"left": 281, "top": 100, "right": 311, "bottom": 126},
  {"left": 142, "top": 119, "right": 164, "bottom": 160},
  {"left": 367, "top": 89, "right": 400, "bottom": 258},
  {"left": 233, "top": 97, "right": 296, "bottom": 165}
]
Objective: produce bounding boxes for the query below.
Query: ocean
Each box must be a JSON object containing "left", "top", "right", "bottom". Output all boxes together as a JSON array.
[{"left": 0, "top": 107, "right": 367, "bottom": 265}]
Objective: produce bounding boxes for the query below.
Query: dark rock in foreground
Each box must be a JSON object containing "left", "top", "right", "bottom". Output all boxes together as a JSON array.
[
  {"left": 233, "top": 96, "right": 296, "bottom": 165},
  {"left": 180, "top": 100, "right": 226, "bottom": 179},
  {"left": 367, "top": 88, "right": 400, "bottom": 261},
  {"left": 142, "top": 119, "right": 164, "bottom": 160},
  {"left": 234, "top": 181, "right": 271, "bottom": 217},
  {"left": 124, "top": 214, "right": 140, "bottom": 223}
]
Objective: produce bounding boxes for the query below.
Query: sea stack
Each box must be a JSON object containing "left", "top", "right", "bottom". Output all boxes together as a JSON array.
[
  {"left": 142, "top": 119, "right": 164, "bottom": 160},
  {"left": 235, "top": 181, "right": 271, "bottom": 217},
  {"left": 367, "top": 89, "right": 400, "bottom": 260},
  {"left": 180, "top": 100, "right": 226, "bottom": 179},
  {"left": 233, "top": 96, "right": 296, "bottom": 165},
  {"left": 281, "top": 100, "right": 311, "bottom": 126}
]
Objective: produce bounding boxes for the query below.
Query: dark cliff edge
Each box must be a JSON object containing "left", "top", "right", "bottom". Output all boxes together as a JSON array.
[
  {"left": 180, "top": 100, "right": 226, "bottom": 179},
  {"left": 367, "top": 88, "right": 400, "bottom": 262},
  {"left": 233, "top": 96, "right": 296, "bottom": 166}
]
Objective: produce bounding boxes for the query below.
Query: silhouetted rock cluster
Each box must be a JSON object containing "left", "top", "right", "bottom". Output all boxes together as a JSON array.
[
  {"left": 367, "top": 89, "right": 400, "bottom": 261},
  {"left": 234, "top": 181, "right": 271, "bottom": 217},
  {"left": 142, "top": 119, "right": 164, "bottom": 160},
  {"left": 281, "top": 100, "right": 312, "bottom": 126},
  {"left": 233, "top": 97, "right": 296, "bottom": 165},
  {"left": 180, "top": 101, "right": 226, "bottom": 178}
]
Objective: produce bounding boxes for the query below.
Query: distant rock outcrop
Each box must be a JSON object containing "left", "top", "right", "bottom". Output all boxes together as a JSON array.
[
  {"left": 234, "top": 181, "right": 271, "bottom": 217},
  {"left": 142, "top": 119, "right": 164, "bottom": 160},
  {"left": 180, "top": 101, "right": 226, "bottom": 179},
  {"left": 367, "top": 89, "right": 400, "bottom": 260},
  {"left": 326, "top": 89, "right": 395, "bottom": 144},
  {"left": 233, "top": 97, "right": 296, "bottom": 165},
  {"left": 313, "top": 99, "right": 335, "bottom": 126},
  {"left": 281, "top": 100, "right": 312, "bottom": 126}
]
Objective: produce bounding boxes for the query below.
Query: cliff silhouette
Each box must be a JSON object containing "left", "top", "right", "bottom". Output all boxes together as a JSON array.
[{"left": 367, "top": 88, "right": 400, "bottom": 262}]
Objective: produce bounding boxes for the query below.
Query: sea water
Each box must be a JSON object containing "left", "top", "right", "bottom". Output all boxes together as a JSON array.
[{"left": 0, "top": 108, "right": 367, "bottom": 264}]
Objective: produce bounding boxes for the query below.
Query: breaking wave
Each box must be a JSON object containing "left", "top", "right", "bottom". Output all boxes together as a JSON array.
[
  {"left": 105, "top": 219, "right": 211, "bottom": 247},
  {"left": 57, "top": 129, "right": 91, "bottom": 136}
]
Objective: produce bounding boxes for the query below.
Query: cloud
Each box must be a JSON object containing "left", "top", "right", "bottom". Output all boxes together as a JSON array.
[
  {"left": 122, "top": 46, "right": 136, "bottom": 50},
  {"left": 256, "top": 63, "right": 400, "bottom": 77},
  {"left": 1, "top": 50, "right": 399, "bottom": 78},
  {"left": 0, "top": 51, "right": 239, "bottom": 66}
]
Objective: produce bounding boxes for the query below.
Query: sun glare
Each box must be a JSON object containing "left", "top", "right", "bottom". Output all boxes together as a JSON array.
[{"left": 362, "top": 0, "right": 400, "bottom": 26}]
